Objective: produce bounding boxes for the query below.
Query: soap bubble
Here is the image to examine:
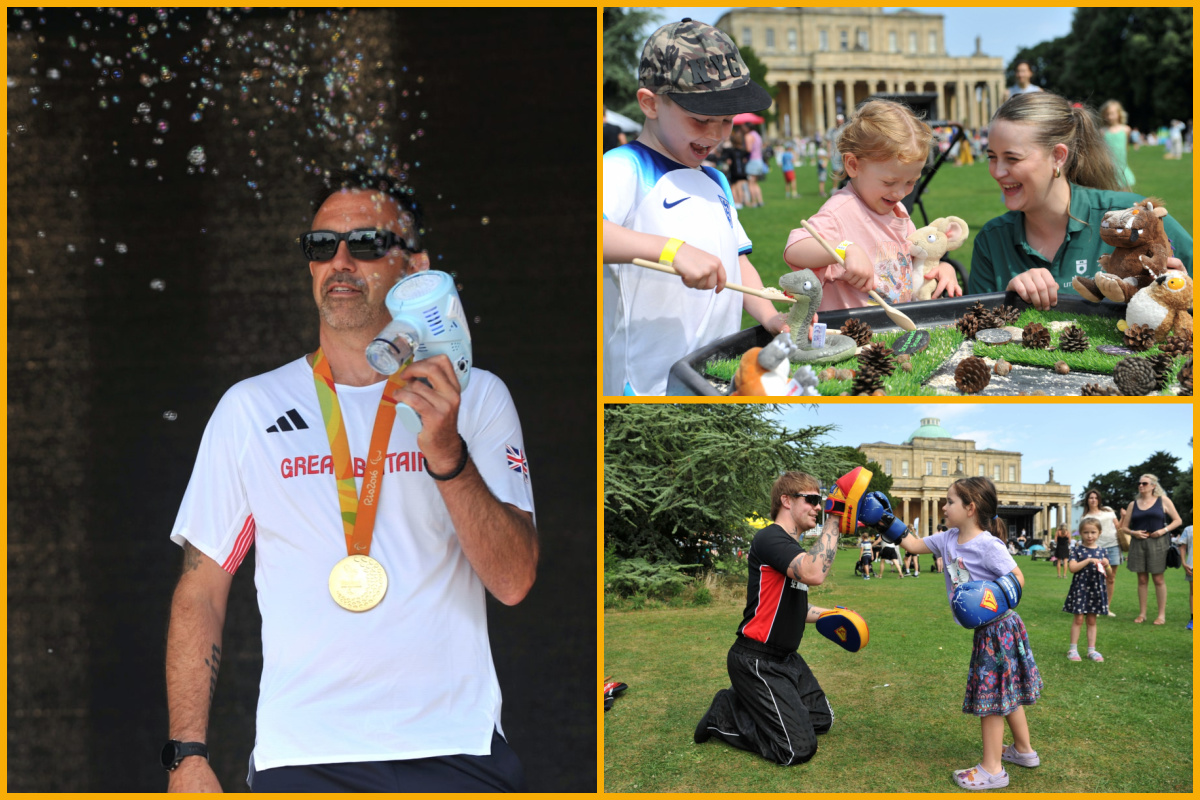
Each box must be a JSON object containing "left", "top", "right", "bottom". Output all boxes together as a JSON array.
[
  {"left": 137, "top": 102, "right": 151, "bottom": 114},
  {"left": 150, "top": 278, "right": 166, "bottom": 291},
  {"left": 115, "top": 242, "right": 128, "bottom": 253},
  {"left": 481, "top": 217, "right": 489, "bottom": 225},
  {"left": 156, "top": 119, "right": 169, "bottom": 133},
  {"left": 94, "top": 257, "right": 105, "bottom": 266},
  {"left": 186, "top": 145, "right": 206, "bottom": 165},
  {"left": 162, "top": 410, "right": 178, "bottom": 421}
]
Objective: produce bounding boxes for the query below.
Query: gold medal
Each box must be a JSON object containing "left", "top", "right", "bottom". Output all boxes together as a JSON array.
[{"left": 329, "top": 554, "right": 388, "bottom": 612}]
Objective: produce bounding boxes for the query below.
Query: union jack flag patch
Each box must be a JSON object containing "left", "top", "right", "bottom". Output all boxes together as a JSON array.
[{"left": 506, "top": 444, "right": 529, "bottom": 479}]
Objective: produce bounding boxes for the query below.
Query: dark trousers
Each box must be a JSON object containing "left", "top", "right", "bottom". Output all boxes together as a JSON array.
[
  {"left": 699, "top": 641, "right": 833, "bottom": 766},
  {"left": 248, "top": 729, "right": 526, "bottom": 792}
]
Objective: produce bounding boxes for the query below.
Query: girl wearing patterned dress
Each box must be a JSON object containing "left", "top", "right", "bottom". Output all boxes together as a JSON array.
[
  {"left": 897, "top": 477, "right": 1043, "bottom": 790},
  {"left": 1064, "top": 518, "right": 1111, "bottom": 662}
]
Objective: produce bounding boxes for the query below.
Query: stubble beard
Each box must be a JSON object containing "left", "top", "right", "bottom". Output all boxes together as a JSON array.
[{"left": 318, "top": 294, "right": 391, "bottom": 333}]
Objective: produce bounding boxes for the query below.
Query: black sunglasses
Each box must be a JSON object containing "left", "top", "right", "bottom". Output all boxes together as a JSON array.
[
  {"left": 789, "top": 493, "right": 822, "bottom": 507},
  {"left": 300, "top": 228, "right": 413, "bottom": 262}
]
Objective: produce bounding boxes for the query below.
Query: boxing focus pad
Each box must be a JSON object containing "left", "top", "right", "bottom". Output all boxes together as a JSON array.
[
  {"left": 951, "top": 572, "right": 1021, "bottom": 629},
  {"left": 815, "top": 606, "right": 869, "bottom": 652},
  {"left": 824, "top": 466, "right": 874, "bottom": 535},
  {"left": 858, "top": 491, "right": 908, "bottom": 544}
]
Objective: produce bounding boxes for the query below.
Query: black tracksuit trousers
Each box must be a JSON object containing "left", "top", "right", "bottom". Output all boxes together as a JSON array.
[{"left": 698, "top": 639, "right": 833, "bottom": 766}]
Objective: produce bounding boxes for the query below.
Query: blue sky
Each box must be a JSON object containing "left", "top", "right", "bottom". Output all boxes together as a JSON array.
[
  {"left": 629, "top": 7, "right": 1076, "bottom": 65},
  {"left": 774, "top": 403, "right": 1193, "bottom": 516}
]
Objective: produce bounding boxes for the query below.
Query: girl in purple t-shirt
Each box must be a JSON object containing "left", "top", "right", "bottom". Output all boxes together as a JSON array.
[{"left": 897, "top": 477, "right": 1044, "bottom": 790}]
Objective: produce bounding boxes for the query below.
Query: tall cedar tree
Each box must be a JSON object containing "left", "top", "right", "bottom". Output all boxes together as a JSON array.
[{"left": 605, "top": 404, "right": 853, "bottom": 565}]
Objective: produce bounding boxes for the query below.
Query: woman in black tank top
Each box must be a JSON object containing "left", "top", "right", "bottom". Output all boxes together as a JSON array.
[{"left": 1119, "top": 473, "right": 1183, "bottom": 624}]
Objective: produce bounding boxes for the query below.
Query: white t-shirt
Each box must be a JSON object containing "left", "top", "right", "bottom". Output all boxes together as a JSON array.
[
  {"left": 1183, "top": 526, "right": 1193, "bottom": 569},
  {"left": 169, "top": 357, "right": 535, "bottom": 771},
  {"left": 603, "top": 141, "right": 752, "bottom": 396}
]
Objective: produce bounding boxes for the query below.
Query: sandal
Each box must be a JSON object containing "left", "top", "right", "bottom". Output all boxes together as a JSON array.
[
  {"left": 1088, "top": 651, "right": 1104, "bottom": 662},
  {"left": 1152, "top": 617, "right": 1166, "bottom": 625},
  {"left": 1067, "top": 650, "right": 1081, "bottom": 661},
  {"left": 1002, "top": 743, "right": 1041, "bottom": 768},
  {"left": 954, "top": 764, "right": 1009, "bottom": 790},
  {"left": 1133, "top": 615, "right": 1146, "bottom": 624}
]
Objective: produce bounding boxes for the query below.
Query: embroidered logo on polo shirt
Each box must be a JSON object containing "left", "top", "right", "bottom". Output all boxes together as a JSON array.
[{"left": 1075, "top": 259, "right": 1088, "bottom": 274}]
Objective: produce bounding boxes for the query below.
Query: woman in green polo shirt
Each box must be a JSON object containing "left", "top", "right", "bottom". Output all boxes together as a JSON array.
[{"left": 969, "top": 92, "right": 1192, "bottom": 309}]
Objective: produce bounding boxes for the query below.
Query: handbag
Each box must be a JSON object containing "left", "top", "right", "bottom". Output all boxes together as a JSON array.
[
  {"left": 1166, "top": 545, "right": 1182, "bottom": 569},
  {"left": 1117, "top": 528, "right": 1131, "bottom": 552}
]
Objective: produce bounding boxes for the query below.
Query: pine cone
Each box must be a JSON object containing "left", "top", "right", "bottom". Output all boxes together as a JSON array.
[
  {"left": 992, "top": 304, "right": 1022, "bottom": 325},
  {"left": 1122, "top": 322, "right": 1156, "bottom": 352},
  {"left": 858, "top": 342, "right": 897, "bottom": 376},
  {"left": 1146, "top": 354, "right": 1173, "bottom": 390},
  {"left": 1080, "top": 382, "right": 1121, "bottom": 396},
  {"left": 851, "top": 368, "right": 886, "bottom": 396},
  {"left": 1021, "top": 322, "right": 1050, "bottom": 349},
  {"left": 954, "top": 356, "right": 991, "bottom": 394},
  {"left": 840, "top": 317, "right": 874, "bottom": 347},
  {"left": 1112, "top": 356, "right": 1158, "bottom": 396},
  {"left": 965, "top": 302, "right": 1002, "bottom": 330},
  {"left": 956, "top": 312, "right": 980, "bottom": 340},
  {"left": 1058, "top": 324, "right": 1090, "bottom": 353},
  {"left": 1159, "top": 333, "right": 1193, "bottom": 358},
  {"left": 1180, "top": 357, "right": 1193, "bottom": 396}
]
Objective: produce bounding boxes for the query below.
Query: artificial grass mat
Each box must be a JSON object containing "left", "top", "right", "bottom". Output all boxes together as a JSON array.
[{"left": 707, "top": 306, "right": 1189, "bottom": 395}]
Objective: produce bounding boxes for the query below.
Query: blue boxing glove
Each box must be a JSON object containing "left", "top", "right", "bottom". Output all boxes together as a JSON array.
[
  {"left": 951, "top": 572, "right": 1022, "bottom": 629},
  {"left": 858, "top": 491, "right": 908, "bottom": 544}
]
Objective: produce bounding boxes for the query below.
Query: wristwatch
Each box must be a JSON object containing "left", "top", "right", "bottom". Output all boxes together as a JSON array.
[{"left": 160, "top": 740, "right": 209, "bottom": 771}]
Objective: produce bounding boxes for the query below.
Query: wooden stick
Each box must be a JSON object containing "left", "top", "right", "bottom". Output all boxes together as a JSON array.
[
  {"left": 799, "top": 219, "right": 916, "bottom": 332},
  {"left": 629, "top": 258, "right": 795, "bottom": 304}
]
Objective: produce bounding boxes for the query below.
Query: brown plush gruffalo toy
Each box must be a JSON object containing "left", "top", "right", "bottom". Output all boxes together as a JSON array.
[{"left": 1073, "top": 197, "right": 1172, "bottom": 303}]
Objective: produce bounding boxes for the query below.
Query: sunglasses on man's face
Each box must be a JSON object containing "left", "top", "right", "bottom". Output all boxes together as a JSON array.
[
  {"left": 789, "top": 493, "right": 822, "bottom": 507},
  {"left": 300, "top": 228, "right": 413, "bottom": 262}
]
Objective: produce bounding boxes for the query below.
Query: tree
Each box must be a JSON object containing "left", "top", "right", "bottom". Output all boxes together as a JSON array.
[
  {"left": 602, "top": 8, "right": 662, "bottom": 124},
  {"left": 1081, "top": 450, "right": 1184, "bottom": 519},
  {"left": 1011, "top": 8, "right": 1192, "bottom": 130},
  {"left": 604, "top": 404, "right": 854, "bottom": 565}
]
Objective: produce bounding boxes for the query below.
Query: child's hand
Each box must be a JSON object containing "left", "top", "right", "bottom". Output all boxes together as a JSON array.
[
  {"left": 840, "top": 244, "right": 875, "bottom": 292},
  {"left": 926, "top": 261, "right": 963, "bottom": 298},
  {"left": 762, "top": 312, "right": 790, "bottom": 336},
  {"left": 672, "top": 243, "right": 726, "bottom": 292}
]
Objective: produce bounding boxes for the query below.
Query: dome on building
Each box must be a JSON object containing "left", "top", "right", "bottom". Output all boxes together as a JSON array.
[{"left": 905, "top": 417, "right": 952, "bottom": 443}]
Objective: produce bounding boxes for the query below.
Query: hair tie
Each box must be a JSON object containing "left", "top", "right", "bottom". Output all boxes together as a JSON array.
[{"left": 993, "top": 515, "right": 1000, "bottom": 521}]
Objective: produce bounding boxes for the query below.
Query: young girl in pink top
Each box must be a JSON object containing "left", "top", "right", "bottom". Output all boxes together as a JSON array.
[{"left": 783, "top": 100, "right": 963, "bottom": 311}]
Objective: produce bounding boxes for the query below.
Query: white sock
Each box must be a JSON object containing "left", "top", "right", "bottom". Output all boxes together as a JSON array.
[{"left": 1067, "top": 644, "right": 1078, "bottom": 653}]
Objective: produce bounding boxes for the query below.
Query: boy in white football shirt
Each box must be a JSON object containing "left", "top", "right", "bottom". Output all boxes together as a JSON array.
[{"left": 603, "top": 19, "right": 791, "bottom": 396}]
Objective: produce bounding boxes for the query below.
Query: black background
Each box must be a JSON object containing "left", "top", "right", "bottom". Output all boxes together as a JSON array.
[{"left": 8, "top": 8, "right": 595, "bottom": 791}]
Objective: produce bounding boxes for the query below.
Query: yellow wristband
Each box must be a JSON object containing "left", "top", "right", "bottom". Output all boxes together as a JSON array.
[
  {"left": 659, "top": 238, "right": 685, "bottom": 266},
  {"left": 835, "top": 240, "right": 853, "bottom": 260}
]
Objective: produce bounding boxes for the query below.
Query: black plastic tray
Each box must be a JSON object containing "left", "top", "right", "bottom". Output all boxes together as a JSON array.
[{"left": 664, "top": 291, "right": 1128, "bottom": 396}]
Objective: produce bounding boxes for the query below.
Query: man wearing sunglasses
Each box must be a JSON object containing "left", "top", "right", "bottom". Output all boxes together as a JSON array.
[
  {"left": 695, "top": 467, "right": 872, "bottom": 766},
  {"left": 164, "top": 171, "right": 538, "bottom": 792}
]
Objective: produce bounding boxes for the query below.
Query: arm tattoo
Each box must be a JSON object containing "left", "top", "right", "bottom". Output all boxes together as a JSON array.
[
  {"left": 182, "top": 543, "right": 202, "bottom": 574},
  {"left": 802, "top": 518, "right": 840, "bottom": 576},
  {"left": 203, "top": 644, "right": 221, "bottom": 702}
]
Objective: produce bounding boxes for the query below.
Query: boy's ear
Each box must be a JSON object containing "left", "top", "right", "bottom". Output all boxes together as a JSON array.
[
  {"left": 843, "top": 152, "right": 858, "bottom": 177},
  {"left": 636, "top": 88, "right": 661, "bottom": 120}
]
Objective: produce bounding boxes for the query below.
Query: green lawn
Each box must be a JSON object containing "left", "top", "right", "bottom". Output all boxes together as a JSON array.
[
  {"left": 604, "top": 550, "right": 1193, "bottom": 792},
  {"left": 738, "top": 145, "right": 1194, "bottom": 330}
]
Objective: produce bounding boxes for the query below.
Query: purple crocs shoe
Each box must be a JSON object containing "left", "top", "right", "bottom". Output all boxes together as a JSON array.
[
  {"left": 954, "top": 764, "right": 1009, "bottom": 790},
  {"left": 1002, "top": 743, "right": 1041, "bottom": 768}
]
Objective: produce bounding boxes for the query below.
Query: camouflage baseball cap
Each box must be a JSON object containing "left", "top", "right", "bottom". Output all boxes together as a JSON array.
[{"left": 639, "top": 18, "right": 772, "bottom": 116}]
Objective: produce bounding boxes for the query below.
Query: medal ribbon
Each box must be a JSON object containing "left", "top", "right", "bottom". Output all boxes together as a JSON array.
[{"left": 312, "top": 348, "right": 408, "bottom": 557}]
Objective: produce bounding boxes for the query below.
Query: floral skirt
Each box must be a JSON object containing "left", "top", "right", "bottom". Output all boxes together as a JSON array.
[{"left": 963, "top": 610, "right": 1043, "bottom": 717}]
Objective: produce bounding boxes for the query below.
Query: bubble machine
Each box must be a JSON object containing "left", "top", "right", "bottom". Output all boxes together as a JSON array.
[{"left": 365, "top": 270, "right": 472, "bottom": 432}]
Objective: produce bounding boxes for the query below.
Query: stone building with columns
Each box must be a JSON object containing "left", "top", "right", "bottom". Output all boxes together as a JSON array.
[
  {"left": 859, "top": 418, "right": 1073, "bottom": 541},
  {"left": 714, "top": 8, "right": 1006, "bottom": 139}
]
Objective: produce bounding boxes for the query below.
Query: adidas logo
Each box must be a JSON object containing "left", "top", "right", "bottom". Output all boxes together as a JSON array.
[{"left": 266, "top": 409, "right": 310, "bottom": 433}]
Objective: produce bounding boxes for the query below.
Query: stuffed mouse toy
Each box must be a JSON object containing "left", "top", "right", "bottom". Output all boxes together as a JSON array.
[
  {"left": 1073, "top": 197, "right": 1172, "bottom": 303},
  {"left": 906, "top": 216, "right": 968, "bottom": 300}
]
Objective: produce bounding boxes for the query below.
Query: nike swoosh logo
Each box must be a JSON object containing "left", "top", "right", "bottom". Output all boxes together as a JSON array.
[{"left": 663, "top": 197, "right": 690, "bottom": 209}]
